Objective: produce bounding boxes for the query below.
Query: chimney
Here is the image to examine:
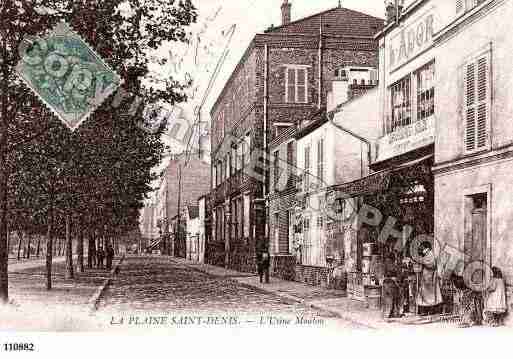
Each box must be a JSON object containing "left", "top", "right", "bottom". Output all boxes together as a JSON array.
[
  {"left": 281, "top": 1, "right": 292, "bottom": 26},
  {"left": 385, "top": 1, "right": 404, "bottom": 24}
]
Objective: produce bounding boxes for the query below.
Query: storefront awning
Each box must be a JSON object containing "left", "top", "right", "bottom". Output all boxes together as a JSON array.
[{"left": 328, "top": 154, "right": 433, "bottom": 198}]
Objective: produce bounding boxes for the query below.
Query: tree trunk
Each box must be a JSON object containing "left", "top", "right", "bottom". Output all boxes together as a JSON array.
[
  {"left": 36, "top": 236, "right": 41, "bottom": 257},
  {"left": 77, "top": 219, "right": 84, "bottom": 273},
  {"left": 65, "top": 213, "right": 73, "bottom": 279},
  {"left": 26, "top": 234, "right": 32, "bottom": 259},
  {"left": 0, "top": 27, "right": 11, "bottom": 304},
  {"left": 17, "top": 231, "right": 23, "bottom": 261},
  {"left": 46, "top": 205, "right": 54, "bottom": 291},
  {"left": 87, "top": 232, "right": 96, "bottom": 269}
]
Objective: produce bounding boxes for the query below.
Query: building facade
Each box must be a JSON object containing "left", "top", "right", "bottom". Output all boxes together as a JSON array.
[
  {"left": 427, "top": 0, "right": 513, "bottom": 323},
  {"left": 210, "top": 1, "right": 384, "bottom": 274},
  {"left": 292, "top": 87, "right": 380, "bottom": 288}
]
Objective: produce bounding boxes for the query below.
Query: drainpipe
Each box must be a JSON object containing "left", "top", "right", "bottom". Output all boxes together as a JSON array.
[
  {"left": 318, "top": 16, "right": 323, "bottom": 109},
  {"left": 263, "top": 44, "right": 269, "bottom": 241},
  {"left": 328, "top": 113, "right": 372, "bottom": 177}
]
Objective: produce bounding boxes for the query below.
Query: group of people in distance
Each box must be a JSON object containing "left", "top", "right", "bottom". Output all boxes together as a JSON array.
[{"left": 95, "top": 244, "right": 115, "bottom": 271}]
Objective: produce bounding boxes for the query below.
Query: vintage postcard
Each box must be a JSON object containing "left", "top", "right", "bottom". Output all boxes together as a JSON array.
[{"left": 0, "top": 0, "right": 511, "bottom": 357}]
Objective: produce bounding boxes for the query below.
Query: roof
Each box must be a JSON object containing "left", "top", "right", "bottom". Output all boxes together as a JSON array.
[
  {"left": 268, "top": 6, "right": 384, "bottom": 38},
  {"left": 295, "top": 109, "right": 328, "bottom": 140}
]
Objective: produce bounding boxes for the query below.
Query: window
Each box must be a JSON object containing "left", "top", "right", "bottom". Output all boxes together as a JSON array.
[
  {"left": 285, "top": 66, "right": 308, "bottom": 103},
  {"left": 219, "top": 110, "right": 225, "bottom": 139},
  {"left": 334, "top": 68, "right": 348, "bottom": 80},
  {"left": 274, "top": 213, "right": 280, "bottom": 253},
  {"left": 216, "top": 161, "right": 221, "bottom": 186},
  {"left": 390, "top": 75, "right": 412, "bottom": 133},
  {"left": 288, "top": 210, "right": 294, "bottom": 254},
  {"left": 416, "top": 62, "right": 435, "bottom": 121},
  {"left": 232, "top": 144, "right": 238, "bottom": 173},
  {"left": 244, "top": 133, "right": 251, "bottom": 167},
  {"left": 302, "top": 216, "right": 311, "bottom": 265},
  {"left": 225, "top": 155, "right": 230, "bottom": 180},
  {"left": 464, "top": 51, "right": 491, "bottom": 153},
  {"left": 317, "top": 138, "right": 324, "bottom": 183},
  {"left": 238, "top": 198, "right": 243, "bottom": 240},
  {"left": 304, "top": 145, "right": 311, "bottom": 191},
  {"left": 287, "top": 141, "right": 294, "bottom": 182},
  {"left": 273, "top": 150, "right": 280, "bottom": 191}
]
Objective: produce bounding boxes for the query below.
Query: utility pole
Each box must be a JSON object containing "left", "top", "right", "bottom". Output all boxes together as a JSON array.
[{"left": 175, "top": 162, "right": 182, "bottom": 258}]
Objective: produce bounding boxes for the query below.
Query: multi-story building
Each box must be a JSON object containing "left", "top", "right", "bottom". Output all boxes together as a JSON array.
[
  {"left": 291, "top": 84, "right": 379, "bottom": 288},
  {"left": 149, "top": 152, "right": 211, "bottom": 257},
  {"left": 139, "top": 200, "right": 158, "bottom": 252},
  {"left": 425, "top": 0, "right": 513, "bottom": 323},
  {"left": 210, "top": 1, "right": 384, "bottom": 273}
]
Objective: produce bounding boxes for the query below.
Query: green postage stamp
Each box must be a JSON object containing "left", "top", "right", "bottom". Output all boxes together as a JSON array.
[{"left": 16, "top": 21, "right": 122, "bottom": 131}]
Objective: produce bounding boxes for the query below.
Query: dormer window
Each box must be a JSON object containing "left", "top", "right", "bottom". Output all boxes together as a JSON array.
[{"left": 334, "top": 68, "right": 348, "bottom": 80}]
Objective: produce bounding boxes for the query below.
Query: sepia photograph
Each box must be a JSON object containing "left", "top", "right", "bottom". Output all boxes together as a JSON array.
[{"left": 0, "top": 0, "right": 511, "bottom": 357}]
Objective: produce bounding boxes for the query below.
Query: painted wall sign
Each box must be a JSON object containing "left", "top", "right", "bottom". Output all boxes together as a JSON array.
[
  {"left": 388, "top": 11, "right": 435, "bottom": 71},
  {"left": 376, "top": 116, "right": 435, "bottom": 162}
]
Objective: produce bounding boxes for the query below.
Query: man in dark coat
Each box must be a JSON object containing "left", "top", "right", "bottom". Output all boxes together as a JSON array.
[
  {"left": 106, "top": 244, "right": 115, "bottom": 270},
  {"left": 256, "top": 249, "right": 270, "bottom": 284},
  {"left": 97, "top": 246, "right": 105, "bottom": 269}
]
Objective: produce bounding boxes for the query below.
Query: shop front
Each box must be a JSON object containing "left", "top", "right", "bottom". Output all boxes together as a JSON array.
[{"left": 325, "top": 154, "right": 452, "bottom": 319}]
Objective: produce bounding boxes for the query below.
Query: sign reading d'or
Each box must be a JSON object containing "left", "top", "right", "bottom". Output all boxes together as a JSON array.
[{"left": 388, "top": 10, "right": 435, "bottom": 71}]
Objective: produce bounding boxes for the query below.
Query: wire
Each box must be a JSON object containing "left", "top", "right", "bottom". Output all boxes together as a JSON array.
[{"left": 184, "top": 24, "right": 237, "bottom": 166}]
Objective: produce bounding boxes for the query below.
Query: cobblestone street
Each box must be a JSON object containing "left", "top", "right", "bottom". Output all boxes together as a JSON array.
[{"left": 96, "top": 256, "right": 365, "bottom": 329}]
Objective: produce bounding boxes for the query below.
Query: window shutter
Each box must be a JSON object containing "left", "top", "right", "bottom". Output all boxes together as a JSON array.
[
  {"left": 287, "top": 68, "right": 296, "bottom": 103},
  {"left": 297, "top": 68, "right": 307, "bottom": 103},
  {"left": 464, "top": 62, "right": 476, "bottom": 152},
  {"left": 476, "top": 55, "right": 489, "bottom": 149},
  {"left": 464, "top": 53, "right": 490, "bottom": 153}
]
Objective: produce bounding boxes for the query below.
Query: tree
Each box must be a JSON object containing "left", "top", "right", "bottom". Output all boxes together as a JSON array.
[{"left": 0, "top": 0, "right": 197, "bottom": 302}]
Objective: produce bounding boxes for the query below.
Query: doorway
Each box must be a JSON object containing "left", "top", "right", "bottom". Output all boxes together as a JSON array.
[{"left": 464, "top": 192, "right": 489, "bottom": 289}]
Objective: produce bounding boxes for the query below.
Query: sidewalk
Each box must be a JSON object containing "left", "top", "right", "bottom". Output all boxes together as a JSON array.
[
  {"left": 2, "top": 257, "right": 121, "bottom": 331},
  {"left": 8, "top": 255, "right": 66, "bottom": 272},
  {"left": 171, "top": 256, "right": 459, "bottom": 330}
]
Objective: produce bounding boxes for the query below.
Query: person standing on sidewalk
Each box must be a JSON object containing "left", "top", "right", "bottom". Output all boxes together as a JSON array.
[
  {"left": 484, "top": 266, "right": 507, "bottom": 326},
  {"left": 416, "top": 242, "right": 443, "bottom": 316},
  {"left": 106, "top": 244, "right": 115, "bottom": 270},
  {"left": 257, "top": 249, "right": 270, "bottom": 284},
  {"left": 97, "top": 246, "right": 105, "bottom": 269}
]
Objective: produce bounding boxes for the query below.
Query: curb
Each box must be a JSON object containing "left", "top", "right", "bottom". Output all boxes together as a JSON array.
[
  {"left": 88, "top": 255, "right": 125, "bottom": 313},
  {"left": 173, "top": 257, "right": 377, "bottom": 329}
]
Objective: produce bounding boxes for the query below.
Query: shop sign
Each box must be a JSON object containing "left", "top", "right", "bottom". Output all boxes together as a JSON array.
[
  {"left": 388, "top": 10, "right": 435, "bottom": 71},
  {"left": 376, "top": 116, "right": 435, "bottom": 162}
]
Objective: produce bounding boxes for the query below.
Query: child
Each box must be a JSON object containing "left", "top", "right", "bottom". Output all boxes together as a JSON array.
[{"left": 484, "top": 266, "right": 507, "bottom": 326}]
